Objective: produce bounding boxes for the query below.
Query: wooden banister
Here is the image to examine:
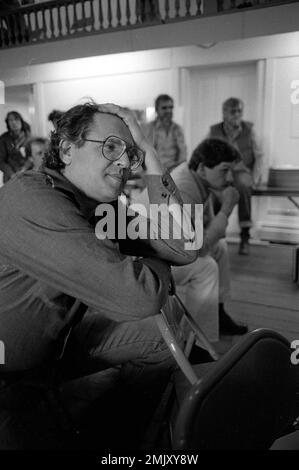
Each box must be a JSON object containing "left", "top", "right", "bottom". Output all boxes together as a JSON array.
[{"left": 0, "top": 0, "right": 297, "bottom": 49}]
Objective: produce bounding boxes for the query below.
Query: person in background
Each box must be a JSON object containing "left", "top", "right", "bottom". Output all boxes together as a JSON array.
[
  {"left": 138, "top": 0, "right": 160, "bottom": 22},
  {"left": 26, "top": 137, "right": 49, "bottom": 170},
  {"left": 209, "top": 97, "right": 263, "bottom": 255},
  {"left": 171, "top": 138, "right": 248, "bottom": 341},
  {"left": 0, "top": 110, "right": 31, "bottom": 182},
  {"left": 143, "top": 94, "right": 187, "bottom": 172}
]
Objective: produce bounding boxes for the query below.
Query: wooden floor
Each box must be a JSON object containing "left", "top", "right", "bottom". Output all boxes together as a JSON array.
[{"left": 226, "top": 242, "right": 299, "bottom": 342}]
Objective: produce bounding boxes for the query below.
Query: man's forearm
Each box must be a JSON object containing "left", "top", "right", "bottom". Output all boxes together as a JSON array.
[
  {"left": 204, "top": 211, "right": 228, "bottom": 252},
  {"left": 132, "top": 172, "right": 200, "bottom": 265}
]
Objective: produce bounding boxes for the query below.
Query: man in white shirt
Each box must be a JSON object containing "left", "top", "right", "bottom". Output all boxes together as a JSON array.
[{"left": 143, "top": 94, "right": 187, "bottom": 172}]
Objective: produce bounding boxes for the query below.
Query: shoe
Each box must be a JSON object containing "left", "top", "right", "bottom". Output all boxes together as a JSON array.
[
  {"left": 188, "top": 345, "right": 215, "bottom": 365},
  {"left": 239, "top": 241, "right": 250, "bottom": 255},
  {"left": 219, "top": 309, "right": 248, "bottom": 336},
  {"left": 239, "top": 227, "right": 250, "bottom": 255}
]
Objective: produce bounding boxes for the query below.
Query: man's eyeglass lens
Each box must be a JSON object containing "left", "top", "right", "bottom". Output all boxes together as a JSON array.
[{"left": 103, "top": 136, "right": 143, "bottom": 171}]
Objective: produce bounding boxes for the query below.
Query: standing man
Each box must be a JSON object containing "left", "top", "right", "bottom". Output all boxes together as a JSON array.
[
  {"left": 209, "top": 97, "right": 263, "bottom": 255},
  {"left": 143, "top": 94, "right": 187, "bottom": 172}
]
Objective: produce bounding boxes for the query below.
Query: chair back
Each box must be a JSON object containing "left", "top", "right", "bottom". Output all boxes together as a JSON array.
[{"left": 173, "top": 329, "right": 299, "bottom": 450}]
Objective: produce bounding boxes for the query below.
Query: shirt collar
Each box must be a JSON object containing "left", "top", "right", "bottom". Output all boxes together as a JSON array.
[
  {"left": 191, "top": 169, "right": 210, "bottom": 202},
  {"left": 42, "top": 167, "right": 99, "bottom": 220},
  {"left": 154, "top": 118, "right": 175, "bottom": 131}
]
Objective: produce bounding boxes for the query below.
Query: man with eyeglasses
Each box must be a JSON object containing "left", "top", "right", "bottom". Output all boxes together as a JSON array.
[
  {"left": 0, "top": 102, "right": 198, "bottom": 449},
  {"left": 209, "top": 97, "right": 263, "bottom": 255},
  {"left": 143, "top": 94, "right": 187, "bottom": 172}
]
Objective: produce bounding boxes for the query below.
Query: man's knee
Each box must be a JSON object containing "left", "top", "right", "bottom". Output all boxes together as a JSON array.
[{"left": 194, "top": 255, "right": 218, "bottom": 280}]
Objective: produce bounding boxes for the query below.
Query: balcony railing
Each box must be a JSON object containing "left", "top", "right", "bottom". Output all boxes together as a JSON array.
[{"left": 0, "top": 0, "right": 298, "bottom": 49}]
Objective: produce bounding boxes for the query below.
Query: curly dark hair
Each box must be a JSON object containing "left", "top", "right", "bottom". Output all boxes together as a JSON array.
[
  {"left": 44, "top": 102, "right": 101, "bottom": 171},
  {"left": 188, "top": 138, "right": 241, "bottom": 171},
  {"left": 47, "top": 109, "right": 64, "bottom": 129}
]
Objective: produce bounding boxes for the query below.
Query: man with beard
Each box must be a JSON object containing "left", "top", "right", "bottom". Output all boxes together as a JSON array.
[{"left": 209, "top": 97, "right": 263, "bottom": 255}]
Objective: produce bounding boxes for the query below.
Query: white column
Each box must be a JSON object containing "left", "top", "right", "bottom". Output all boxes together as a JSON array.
[{"left": 32, "top": 82, "right": 47, "bottom": 137}]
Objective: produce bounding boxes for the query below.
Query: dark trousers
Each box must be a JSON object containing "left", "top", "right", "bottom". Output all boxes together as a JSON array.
[{"left": 233, "top": 170, "right": 253, "bottom": 230}]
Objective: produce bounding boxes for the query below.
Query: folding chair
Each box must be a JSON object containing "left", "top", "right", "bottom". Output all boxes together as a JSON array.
[
  {"left": 155, "top": 277, "right": 219, "bottom": 385},
  {"left": 172, "top": 328, "right": 299, "bottom": 450},
  {"left": 141, "top": 278, "right": 219, "bottom": 449}
]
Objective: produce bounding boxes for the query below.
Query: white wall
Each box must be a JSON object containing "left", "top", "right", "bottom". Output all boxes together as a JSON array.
[
  {"left": 187, "top": 62, "right": 258, "bottom": 151},
  {"left": 269, "top": 56, "right": 299, "bottom": 168},
  {"left": 41, "top": 68, "right": 177, "bottom": 136}
]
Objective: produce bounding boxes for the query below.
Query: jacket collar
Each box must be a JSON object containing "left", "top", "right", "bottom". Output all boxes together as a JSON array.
[{"left": 42, "top": 167, "right": 100, "bottom": 220}]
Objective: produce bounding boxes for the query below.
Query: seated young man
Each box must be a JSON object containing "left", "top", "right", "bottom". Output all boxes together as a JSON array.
[
  {"left": 171, "top": 138, "right": 248, "bottom": 344},
  {"left": 0, "top": 103, "right": 199, "bottom": 449}
]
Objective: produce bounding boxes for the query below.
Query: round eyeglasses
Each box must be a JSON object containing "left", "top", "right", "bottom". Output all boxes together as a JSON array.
[{"left": 84, "top": 135, "right": 144, "bottom": 171}]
